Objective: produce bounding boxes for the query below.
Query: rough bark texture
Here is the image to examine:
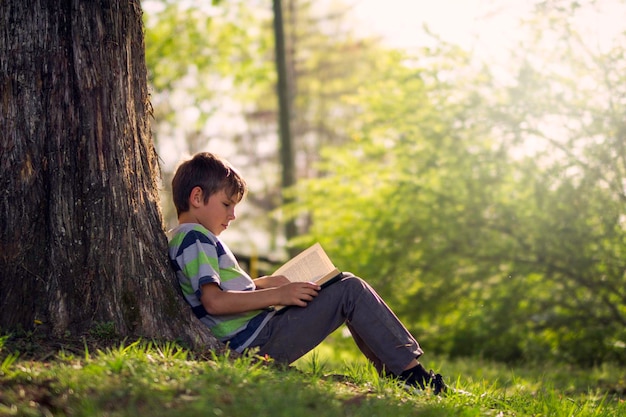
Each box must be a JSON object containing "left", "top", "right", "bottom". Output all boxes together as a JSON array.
[{"left": 0, "top": 0, "right": 219, "bottom": 350}]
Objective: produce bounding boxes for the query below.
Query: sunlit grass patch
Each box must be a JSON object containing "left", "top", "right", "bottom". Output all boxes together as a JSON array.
[{"left": 0, "top": 336, "right": 624, "bottom": 417}]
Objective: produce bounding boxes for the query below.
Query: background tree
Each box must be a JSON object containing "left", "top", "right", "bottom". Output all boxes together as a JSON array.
[
  {"left": 273, "top": 0, "right": 297, "bottom": 247},
  {"left": 0, "top": 0, "right": 216, "bottom": 348},
  {"left": 481, "top": 0, "right": 626, "bottom": 364}
]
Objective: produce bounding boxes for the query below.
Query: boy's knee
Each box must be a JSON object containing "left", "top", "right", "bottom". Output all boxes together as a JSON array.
[{"left": 337, "top": 274, "right": 369, "bottom": 293}]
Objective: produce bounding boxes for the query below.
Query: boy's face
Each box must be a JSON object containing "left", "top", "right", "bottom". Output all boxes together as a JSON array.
[{"left": 195, "top": 188, "right": 238, "bottom": 236}]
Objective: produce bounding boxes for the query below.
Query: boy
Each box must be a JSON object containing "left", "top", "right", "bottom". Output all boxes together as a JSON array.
[{"left": 168, "top": 152, "right": 447, "bottom": 394}]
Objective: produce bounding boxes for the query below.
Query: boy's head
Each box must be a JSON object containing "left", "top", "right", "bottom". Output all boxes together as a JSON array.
[{"left": 171, "top": 152, "right": 247, "bottom": 216}]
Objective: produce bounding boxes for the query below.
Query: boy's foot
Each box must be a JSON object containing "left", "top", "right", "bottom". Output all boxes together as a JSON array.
[
  {"left": 429, "top": 371, "right": 447, "bottom": 395},
  {"left": 399, "top": 363, "right": 447, "bottom": 395}
]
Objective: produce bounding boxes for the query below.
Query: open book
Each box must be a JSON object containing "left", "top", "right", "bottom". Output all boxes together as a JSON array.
[{"left": 272, "top": 243, "right": 342, "bottom": 311}]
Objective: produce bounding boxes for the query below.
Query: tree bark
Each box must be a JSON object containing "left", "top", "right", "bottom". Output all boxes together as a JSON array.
[{"left": 0, "top": 0, "right": 219, "bottom": 350}]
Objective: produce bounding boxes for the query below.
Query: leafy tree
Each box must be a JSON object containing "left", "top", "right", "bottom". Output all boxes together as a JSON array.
[{"left": 482, "top": 0, "right": 626, "bottom": 364}]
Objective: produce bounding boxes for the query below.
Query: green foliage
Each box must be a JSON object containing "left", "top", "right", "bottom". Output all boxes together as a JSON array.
[
  {"left": 144, "top": 1, "right": 272, "bottom": 101},
  {"left": 143, "top": 0, "right": 275, "bottom": 158},
  {"left": 0, "top": 333, "right": 8, "bottom": 351},
  {"left": 0, "top": 351, "right": 19, "bottom": 376},
  {"left": 480, "top": 2, "right": 626, "bottom": 365}
]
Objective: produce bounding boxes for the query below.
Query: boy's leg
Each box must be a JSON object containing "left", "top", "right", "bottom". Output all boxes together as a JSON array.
[
  {"left": 248, "top": 274, "right": 423, "bottom": 375},
  {"left": 345, "top": 322, "right": 385, "bottom": 374}
]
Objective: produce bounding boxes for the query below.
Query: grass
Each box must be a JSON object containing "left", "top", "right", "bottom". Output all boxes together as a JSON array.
[{"left": 0, "top": 333, "right": 625, "bottom": 417}]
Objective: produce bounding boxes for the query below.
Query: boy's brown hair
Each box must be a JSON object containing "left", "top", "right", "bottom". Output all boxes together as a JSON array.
[{"left": 171, "top": 152, "right": 247, "bottom": 216}]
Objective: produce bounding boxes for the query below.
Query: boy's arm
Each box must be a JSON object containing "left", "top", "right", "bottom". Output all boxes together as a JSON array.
[{"left": 200, "top": 281, "right": 320, "bottom": 315}]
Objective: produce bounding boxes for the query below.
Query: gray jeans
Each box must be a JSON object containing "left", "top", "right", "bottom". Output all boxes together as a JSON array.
[{"left": 248, "top": 274, "right": 424, "bottom": 375}]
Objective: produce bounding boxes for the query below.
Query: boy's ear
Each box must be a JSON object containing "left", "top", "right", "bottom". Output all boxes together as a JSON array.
[{"left": 189, "top": 186, "right": 204, "bottom": 207}]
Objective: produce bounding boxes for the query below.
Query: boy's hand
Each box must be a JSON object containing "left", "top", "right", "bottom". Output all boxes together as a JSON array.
[{"left": 277, "top": 282, "right": 320, "bottom": 307}]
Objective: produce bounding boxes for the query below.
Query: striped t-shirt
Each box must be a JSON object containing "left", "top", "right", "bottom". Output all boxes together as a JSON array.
[{"left": 168, "top": 223, "right": 271, "bottom": 351}]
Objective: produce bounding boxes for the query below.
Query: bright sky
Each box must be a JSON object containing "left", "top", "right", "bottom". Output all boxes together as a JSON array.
[
  {"left": 349, "top": 0, "right": 529, "bottom": 53},
  {"left": 347, "top": 0, "right": 624, "bottom": 59},
  {"left": 352, "top": 0, "right": 520, "bottom": 44}
]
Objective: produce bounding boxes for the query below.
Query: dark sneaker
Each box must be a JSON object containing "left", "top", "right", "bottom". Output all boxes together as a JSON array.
[
  {"left": 429, "top": 371, "right": 447, "bottom": 395},
  {"left": 399, "top": 364, "right": 447, "bottom": 395}
]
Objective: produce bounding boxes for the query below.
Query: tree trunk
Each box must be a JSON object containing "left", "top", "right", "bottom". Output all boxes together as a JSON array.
[
  {"left": 0, "top": 0, "right": 219, "bottom": 350},
  {"left": 273, "top": 0, "right": 298, "bottom": 252}
]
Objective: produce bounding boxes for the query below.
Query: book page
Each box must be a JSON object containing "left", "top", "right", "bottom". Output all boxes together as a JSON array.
[{"left": 273, "top": 243, "right": 336, "bottom": 283}]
